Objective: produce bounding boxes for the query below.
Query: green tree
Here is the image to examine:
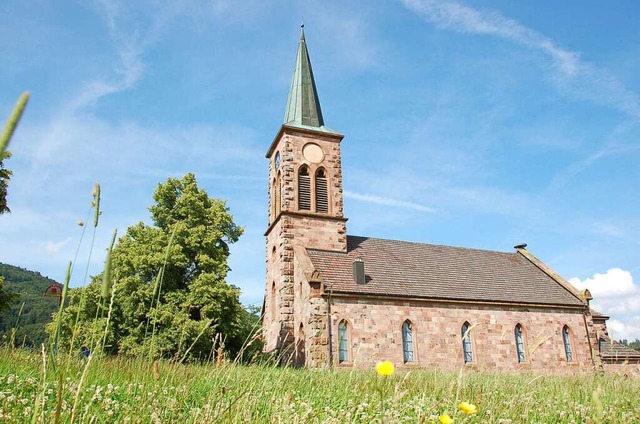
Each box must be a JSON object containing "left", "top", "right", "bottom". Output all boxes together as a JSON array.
[
  {"left": 0, "top": 151, "right": 15, "bottom": 309},
  {"left": 0, "top": 276, "right": 18, "bottom": 316},
  {"left": 234, "top": 304, "right": 266, "bottom": 363},
  {"left": 56, "top": 173, "right": 244, "bottom": 361},
  {"left": 0, "top": 263, "right": 60, "bottom": 346},
  {"left": 0, "top": 151, "right": 11, "bottom": 215}
]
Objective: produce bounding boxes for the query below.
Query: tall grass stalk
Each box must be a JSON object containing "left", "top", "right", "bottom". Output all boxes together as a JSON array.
[
  {"left": 0, "top": 91, "right": 29, "bottom": 154},
  {"left": 67, "top": 184, "right": 101, "bottom": 357},
  {"left": 9, "top": 301, "right": 25, "bottom": 349},
  {"left": 79, "top": 183, "right": 101, "bottom": 290},
  {"left": 178, "top": 319, "right": 214, "bottom": 364},
  {"left": 144, "top": 222, "right": 179, "bottom": 359},
  {"left": 30, "top": 344, "right": 47, "bottom": 424},
  {"left": 69, "top": 349, "right": 94, "bottom": 423},
  {"left": 99, "top": 229, "right": 117, "bottom": 315},
  {"left": 100, "top": 269, "right": 119, "bottom": 354},
  {"left": 50, "top": 261, "right": 72, "bottom": 361}
]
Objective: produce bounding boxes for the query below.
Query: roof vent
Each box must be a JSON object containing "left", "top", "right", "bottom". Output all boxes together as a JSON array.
[
  {"left": 353, "top": 259, "right": 365, "bottom": 285},
  {"left": 514, "top": 243, "right": 528, "bottom": 250}
]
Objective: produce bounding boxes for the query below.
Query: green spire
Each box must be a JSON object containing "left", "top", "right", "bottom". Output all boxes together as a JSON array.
[{"left": 284, "top": 26, "right": 326, "bottom": 128}]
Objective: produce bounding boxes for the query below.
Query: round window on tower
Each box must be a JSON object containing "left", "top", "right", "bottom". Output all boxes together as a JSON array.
[{"left": 302, "top": 143, "right": 324, "bottom": 163}]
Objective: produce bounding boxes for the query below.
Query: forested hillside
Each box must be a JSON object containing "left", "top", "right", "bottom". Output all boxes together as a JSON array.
[{"left": 0, "top": 263, "right": 60, "bottom": 347}]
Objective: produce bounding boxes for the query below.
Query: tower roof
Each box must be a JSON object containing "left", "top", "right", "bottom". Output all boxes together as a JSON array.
[{"left": 283, "top": 26, "right": 337, "bottom": 134}]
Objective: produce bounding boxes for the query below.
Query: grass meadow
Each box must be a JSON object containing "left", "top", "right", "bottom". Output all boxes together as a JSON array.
[{"left": 1, "top": 348, "right": 639, "bottom": 423}]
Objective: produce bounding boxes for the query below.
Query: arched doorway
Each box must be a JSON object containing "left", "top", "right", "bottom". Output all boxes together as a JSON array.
[{"left": 296, "top": 323, "right": 306, "bottom": 367}]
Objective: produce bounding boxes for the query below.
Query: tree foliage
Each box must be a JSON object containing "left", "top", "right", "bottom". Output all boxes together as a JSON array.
[
  {"left": 619, "top": 339, "right": 640, "bottom": 352},
  {"left": 0, "top": 263, "right": 58, "bottom": 347},
  {"left": 55, "top": 173, "right": 246, "bottom": 361},
  {"left": 0, "top": 150, "right": 11, "bottom": 215},
  {"left": 0, "top": 277, "right": 17, "bottom": 316}
]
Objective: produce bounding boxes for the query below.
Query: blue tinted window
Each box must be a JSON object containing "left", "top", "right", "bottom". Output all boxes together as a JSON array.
[
  {"left": 462, "top": 322, "right": 473, "bottom": 363},
  {"left": 338, "top": 320, "right": 349, "bottom": 363},
  {"left": 402, "top": 320, "right": 414, "bottom": 363},
  {"left": 515, "top": 324, "right": 526, "bottom": 363}
]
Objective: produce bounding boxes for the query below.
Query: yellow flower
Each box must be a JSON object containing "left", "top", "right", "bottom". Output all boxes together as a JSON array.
[
  {"left": 375, "top": 360, "right": 395, "bottom": 376},
  {"left": 439, "top": 413, "right": 454, "bottom": 424},
  {"left": 458, "top": 401, "right": 478, "bottom": 415}
]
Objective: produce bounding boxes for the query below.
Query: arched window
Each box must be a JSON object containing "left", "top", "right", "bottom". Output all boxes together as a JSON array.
[
  {"left": 271, "top": 178, "right": 276, "bottom": 219},
  {"left": 270, "top": 282, "right": 276, "bottom": 322},
  {"left": 296, "top": 323, "right": 306, "bottom": 367},
  {"left": 461, "top": 322, "right": 473, "bottom": 363},
  {"left": 275, "top": 171, "right": 281, "bottom": 213},
  {"left": 298, "top": 166, "right": 311, "bottom": 210},
  {"left": 315, "top": 168, "right": 328, "bottom": 213},
  {"left": 515, "top": 324, "right": 526, "bottom": 363},
  {"left": 338, "top": 320, "right": 350, "bottom": 363},
  {"left": 402, "top": 320, "right": 414, "bottom": 363},
  {"left": 563, "top": 325, "right": 573, "bottom": 362}
]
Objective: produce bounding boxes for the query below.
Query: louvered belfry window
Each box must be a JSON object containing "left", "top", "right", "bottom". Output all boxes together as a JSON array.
[
  {"left": 298, "top": 166, "right": 311, "bottom": 210},
  {"left": 315, "top": 168, "right": 328, "bottom": 213}
]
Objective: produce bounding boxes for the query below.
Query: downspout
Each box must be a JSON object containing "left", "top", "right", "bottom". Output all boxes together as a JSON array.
[
  {"left": 327, "top": 290, "right": 333, "bottom": 368},
  {"left": 582, "top": 308, "right": 596, "bottom": 369},
  {"left": 580, "top": 289, "right": 602, "bottom": 372}
]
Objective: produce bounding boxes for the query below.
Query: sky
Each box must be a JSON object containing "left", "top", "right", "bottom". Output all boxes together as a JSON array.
[{"left": 1, "top": 0, "right": 639, "bottom": 341}]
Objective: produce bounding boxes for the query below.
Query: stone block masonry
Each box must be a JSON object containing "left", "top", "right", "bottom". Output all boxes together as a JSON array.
[{"left": 329, "top": 296, "right": 596, "bottom": 374}]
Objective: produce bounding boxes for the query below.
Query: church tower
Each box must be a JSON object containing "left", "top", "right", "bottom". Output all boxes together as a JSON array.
[{"left": 263, "top": 27, "right": 347, "bottom": 360}]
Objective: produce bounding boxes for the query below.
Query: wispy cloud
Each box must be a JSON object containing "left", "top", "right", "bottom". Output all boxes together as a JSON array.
[
  {"left": 68, "top": 1, "right": 146, "bottom": 110},
  {"left": 589, "top": 220, "right": 640, "bottom": 247},
  {"left": 547, "top": 123, "right": 640, "bottom": 191},
  {"left": 22, "top": 116, "right": 261, "bottom": 183},
  {"left": 400, "top": 0, "right": 640, "bottom": 119},
  {"left": 43, "top": 238, "right": 72, "bottom": 253},
  {"left": 344, "top": 190, "right": 437, "bottom": 213}
]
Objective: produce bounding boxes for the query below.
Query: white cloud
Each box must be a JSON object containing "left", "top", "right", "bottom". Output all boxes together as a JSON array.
[
  {"left": 607, "top": 318, "right": 640, "bottom": 343},
  {"left": 400, "top": 0, "right": 640, "bottom": 119},
  {"left": 43, "top": 238, "right": 72, "bottom": 253},
  {"left": 344, "top": 190, "right": 437, "bottom": 213},
  {"left": 569, "top": 268, "right": 636, "bottom": 299},
  {"left": 569, "top": 268, "right": 640, "bottom": 340}
]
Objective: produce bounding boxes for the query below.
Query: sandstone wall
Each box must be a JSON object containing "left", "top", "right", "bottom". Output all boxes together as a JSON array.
[
  {"left": 329, "top": 297, "right": 596, "bottom": 374},
  {"left": 264, "top": 127, "right": 346, "bottom": 358},
  {"left": 603, "top": 362, "right": 640, "bottom": 376}
]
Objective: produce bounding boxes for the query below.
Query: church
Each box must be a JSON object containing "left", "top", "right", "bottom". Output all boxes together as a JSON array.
[{"left": 262, "top": 28, "right": 640, "bottom": 374}]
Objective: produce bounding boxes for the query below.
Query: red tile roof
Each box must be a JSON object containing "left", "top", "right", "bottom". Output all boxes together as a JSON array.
[
  {"left": 599, "top": 337, "right": 640, "bottom": 360},
  {"left": 307, "top": 236, "right": 585, "bottom": 307},
  {"left": 590, "top": 308, "right": 610, "bottom": 319}
]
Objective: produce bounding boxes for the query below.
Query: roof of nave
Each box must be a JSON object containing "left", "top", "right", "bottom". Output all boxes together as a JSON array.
[
  {"left": 307, "top": 235, "right": 586, "bottom": 307},
  {"left": 599, "top": 336, "right": 640, "bottom": 360}
]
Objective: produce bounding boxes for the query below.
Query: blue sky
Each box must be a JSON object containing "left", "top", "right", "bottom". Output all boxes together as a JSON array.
[{"left": 1, "top": 0, "right": 639, "bottom": 341}]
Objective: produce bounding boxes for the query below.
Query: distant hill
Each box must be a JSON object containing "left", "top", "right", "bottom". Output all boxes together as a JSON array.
[{"left": 0, "top": 263, "right": 61, "bottom": 348}]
